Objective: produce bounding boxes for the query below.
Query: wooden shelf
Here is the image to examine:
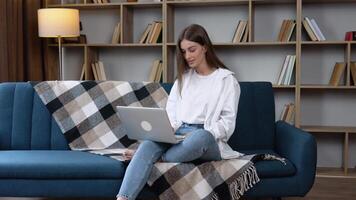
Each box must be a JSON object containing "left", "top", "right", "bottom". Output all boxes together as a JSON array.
[
  {"left": 303, "top": 0, "right": 356, "bottom": 4},
  {"left": 167, "top": 0, "right": 249, "bottom": 7},
  {"left": 48, "top": 44, "right": 162, "bottom": 47},
  {"left": 252, "top": 0, "right": 299, "bottom": 4},
  {"left": 301, "top": 125, "right": 356, "bottom": 133},
  {"left": 87, "top": 43, "right": 163, "bottom": 47},
  {"left": 44, "top": 0, "right": 356, "bottom": 182},
  {"left": 122, "top": 2, "right": 163, "bottom": 8},
  {"left": 167, "top": 42, "right": 296, "bottom": 47},
  {"left": 301, "top": 85, "right": 356, "bottom": 89},
  {"left": 48, "top": 43, "right": 86, "bottom": 47},
  {"left": 317, "top": 167, "right": 356, "bottom": 178},
  {"left": 301, "top": 41, "right": 349, "bottom": 45},
  {"left": 48, "top": 2, "right": 162, "bottom": 9},
  {"left": 47, "top": 3, "right": 122, "bottom": 9},
  {"left": 272, "top": 84, "right": 296, "bottom": 89}
]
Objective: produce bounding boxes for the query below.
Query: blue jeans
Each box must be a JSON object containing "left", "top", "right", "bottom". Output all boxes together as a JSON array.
[{"left": 117, "top": 123, "right": 221, "bottom": 200}]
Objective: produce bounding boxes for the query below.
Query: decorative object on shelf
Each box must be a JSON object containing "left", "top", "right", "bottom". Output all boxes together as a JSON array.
[{"left": 38, "top": 8, "right": 80, "bottom": 80}]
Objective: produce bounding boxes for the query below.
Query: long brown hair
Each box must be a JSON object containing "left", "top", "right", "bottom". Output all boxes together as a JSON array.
[{"left": 176, "top": 24, "right": 227, "bottom": 92}]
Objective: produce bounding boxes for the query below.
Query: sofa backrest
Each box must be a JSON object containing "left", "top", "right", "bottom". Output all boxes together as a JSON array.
[
  {"left": 0, "top": 82, "right": 275, "bottom": 151},
  {"left": 0, "top": 83, "right": 69, "bottom": 150},
  {"left": 162, "top": 82, "right": 276, "bottom": 151}
]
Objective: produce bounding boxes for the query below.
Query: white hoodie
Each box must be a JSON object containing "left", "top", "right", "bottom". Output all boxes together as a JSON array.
[{"left": 166, "top": 68, "right": 243, "bottom": 159}]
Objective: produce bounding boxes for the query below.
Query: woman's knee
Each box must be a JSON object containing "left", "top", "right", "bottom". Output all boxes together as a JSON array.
[
  {"left": 188, "top": 129, "right": 215, "bottom": 145},
  {"left": 136, "top": 140, "right": 163, "bottom": 160}
]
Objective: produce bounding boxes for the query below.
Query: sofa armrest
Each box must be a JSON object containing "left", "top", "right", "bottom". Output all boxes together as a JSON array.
[{"left": 275, "top": 120, "right": 317, "bottom": 196}]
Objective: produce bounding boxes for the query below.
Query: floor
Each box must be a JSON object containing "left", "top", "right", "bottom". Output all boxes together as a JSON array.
[{"left": 0, "top": 177, "right": 355, "bottom": 200}]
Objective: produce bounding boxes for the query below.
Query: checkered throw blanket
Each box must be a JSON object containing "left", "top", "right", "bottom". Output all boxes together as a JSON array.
[
  {"left": 148, "top": 156, "right": 260, "bottom": 200},
  {"left": 33, "top": 81, "right": 271, "bottom": 200},
  {"left": 33, "top": 81, "right": 167, "bottom": 157}
]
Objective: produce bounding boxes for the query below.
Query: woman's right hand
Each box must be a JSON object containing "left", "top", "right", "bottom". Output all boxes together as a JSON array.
[{"left": 122, "top": 149, "right": 136, "bottom": 160}]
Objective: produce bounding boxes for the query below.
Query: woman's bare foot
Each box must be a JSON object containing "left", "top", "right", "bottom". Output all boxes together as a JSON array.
[{"left": 123, "top": 149, "right": 136, "bottom": 160}]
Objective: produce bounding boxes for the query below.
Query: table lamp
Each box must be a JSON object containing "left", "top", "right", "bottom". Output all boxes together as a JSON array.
[{"left": 38, "top": 8, "right": 80, "bottom": 80}]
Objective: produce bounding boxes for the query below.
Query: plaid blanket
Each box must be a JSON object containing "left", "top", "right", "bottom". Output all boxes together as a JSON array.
[
  {"left": 148, "top": 156, "right": 260, "bottom": 200},
  {"left": 33, "top": 81, "right": 167, "bottom": 157},
  {"left": 33, "top": 81, "right": 268, "bottom": 200}
]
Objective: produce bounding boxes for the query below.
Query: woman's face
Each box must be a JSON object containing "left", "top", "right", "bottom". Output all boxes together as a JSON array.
[{"left": 180, "top": 39, "right": 207, "bottom": 69}]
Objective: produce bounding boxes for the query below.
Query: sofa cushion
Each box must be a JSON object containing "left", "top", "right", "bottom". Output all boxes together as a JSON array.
[
  {"left": 241, "top": 149, "right": 296, "bottom": 178},
  {"left": 0, "top": 150, "right": 125, "bottom": 179}
]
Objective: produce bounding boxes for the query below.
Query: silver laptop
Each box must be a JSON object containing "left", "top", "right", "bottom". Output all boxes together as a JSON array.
[{"left": 116, "top": 106, "right": 185, "bottom": 144}]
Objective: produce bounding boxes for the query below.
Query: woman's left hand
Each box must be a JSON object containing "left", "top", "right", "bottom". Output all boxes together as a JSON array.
[{"left": 122, "top": 149, "right": 136, "bottom": 160}]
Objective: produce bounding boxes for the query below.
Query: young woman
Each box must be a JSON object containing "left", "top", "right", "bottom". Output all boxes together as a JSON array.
[{"left": 117, "top": 24, "right": 241, "bottom": 200}]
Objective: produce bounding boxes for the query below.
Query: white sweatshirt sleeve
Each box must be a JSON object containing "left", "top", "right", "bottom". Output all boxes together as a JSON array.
[
  {"left": 208, "top": 77, "right": 240, "bottom": 141},
  {"left": 166, "top": 80, "right": 182, "bottom": 131}
]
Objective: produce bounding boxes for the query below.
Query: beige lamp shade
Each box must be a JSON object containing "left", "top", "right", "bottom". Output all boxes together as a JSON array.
[{"left": 38, "top": 8, "right": 80, "bottom": 38}]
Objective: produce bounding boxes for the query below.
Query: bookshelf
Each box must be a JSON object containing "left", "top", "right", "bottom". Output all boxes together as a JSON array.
[{"left": 44, "top": 0, "right": 356, "bottom": 178}]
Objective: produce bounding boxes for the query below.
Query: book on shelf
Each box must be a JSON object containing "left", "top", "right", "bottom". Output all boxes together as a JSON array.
[
  {"left": 111, "top": 22, "right": 121, "bottom": 44},
  {"left": 302, "top": 19, "right": 318, "bottom": 41},
  {"left": 345, "top": 31, "right": 356, "bottom": 41},
  {"left": 91, "top": 61, "right": 107, "bottom": 81},
  {"left": 277, "top": 19, "right": 296, "bottom": 42},
  {"left": 303, "top": 17, "right": 326, "bottom": 41},
  {"left": 139, "top": 23, "right": 152, "bottom": 43},
  {"left": 91, "top": 63, "right": 99, "bottom": 80},
  {"left": 232, "top": 20, "right": 248, "bottom": 43},
  {"left": 276, "top": 55, "right": 296, "bottom": 85},
  {"left": 155, "top": 62, "right": 163, "bottom": 82},
  {"left": 149, "top": 21, "right": 163, "bottom": 44},
  {"left": 241, "top": 24, "right": 249, "bottom": 43},
  {"left": 280, "top": 103, "right": 295, "bottom": 125},
  {"left": 80, "top": 63, "right": 85, "bottom": 80},
  {"left": 140, "top": 21, "right": 162, "bottom": 44},
  {"left": 97, "top": 61, "right": 107, "bottom": 80},
  {"left": 329, "top": 62, "right": 346, "bottom": 86},
  {"left": 310, "top": 18, "right": 326, "bottom": 41},
  {"left": 349, "top": 62, "right": 356, "bottom": 86},
  {"left": 148, "top": 59, "right": 163, "bottom": 82}
]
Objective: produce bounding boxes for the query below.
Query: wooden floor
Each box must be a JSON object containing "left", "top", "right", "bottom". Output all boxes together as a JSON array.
[
  {"left": 286, "top": 177, "right": 356, "bottom": 200},
  {"left": 0, "top": 177, "right": 355, "bottom": 200}
]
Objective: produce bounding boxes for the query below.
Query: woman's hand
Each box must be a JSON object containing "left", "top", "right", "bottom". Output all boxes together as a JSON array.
[{"left": 122, "top": 149, "right": 136, "bottom": 160}]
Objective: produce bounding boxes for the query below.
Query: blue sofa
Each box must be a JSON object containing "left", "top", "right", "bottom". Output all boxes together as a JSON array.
[{"left": 0, "top": 82, "right": 316, "bottom": 199}]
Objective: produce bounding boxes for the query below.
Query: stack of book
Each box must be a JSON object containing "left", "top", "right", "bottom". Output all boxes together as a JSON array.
[
  {"left": 139, "top": 21, "right": 162, "bottom": 44},
  {"left": 148, "top": 59, "right": 163, "bottom": 82},
  {"left": 277, "top": 19, "right": 296, "bottom": 42},
  {"left": 232, "top": 20, "right": 249, "bottom": 43},
  {"left": 345, "top": 31, "right": 356, "bottom": 41},
  {"left": 280, "top": 103, "right": 295, "bottom": 125},
  {"left": 276, "top": 55, "right": 296, "bottom": 85},
  {"left": 91, "top": 61, "right": 107, "bottom": 81},
  {"left": 111, "top": 22, "right": 121, "bottom": 44},
  {"left": 329, "top": 62, "right": 346, "bottom": 86},
  {"left": 302, "top": 17, "right": 326, "bottom": 41}
]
